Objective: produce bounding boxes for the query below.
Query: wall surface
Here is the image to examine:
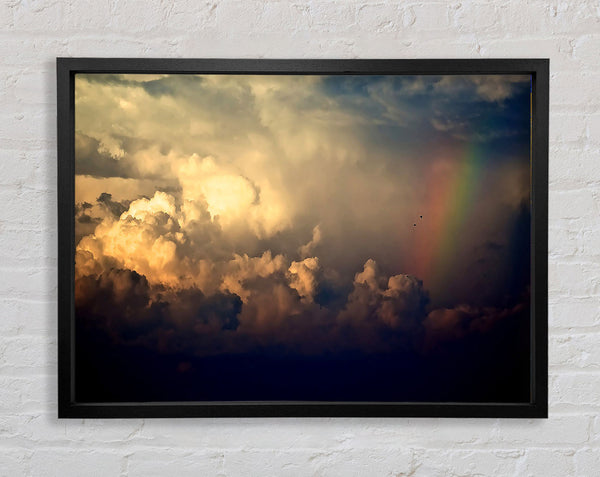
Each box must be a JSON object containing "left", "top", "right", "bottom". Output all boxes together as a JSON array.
[{"left": 0, "top": 0, "right": 599, "bottom": 475}]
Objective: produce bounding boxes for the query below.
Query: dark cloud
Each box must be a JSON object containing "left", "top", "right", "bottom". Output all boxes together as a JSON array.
[
  {"left": 423, "top": 301, "right": 527, "bottom": 351},
  {"left": 77, "top": 214, "right": 96, "bottom": 224},
  {"left": 76, "top": 268, "right": 163, "bottom": 342},
  {"left": 75, "top": 132, "right": 139, "bottom": 179},
  {"left": 170, "top": 287, "right": 242, "bottom": 332},
  {"left": 96, "top": 192, "right": 130, "bottom": 218},
  {"left": 76, "top": 260, "right": 528, "bottom": 362},
  {"left": 75, "top": 130, "right": 170, "bottom": 180},
  {"left": 76, "top": 268, "right": 244, "bottom": 353},
  {"left": 78, "top": 73, "right": 143, "bottom": 88},
  {"left": 75, "top": 201, "right": 103, "bottom": 244},
  {"left": 76, "top": 257, "right": 439, "bottom": 356},
  {"left": 141, "top": 75, "right": 206, "bottom": 98},
  {"left": 320, "top": 74, "right": 531, "bottom": 155}
]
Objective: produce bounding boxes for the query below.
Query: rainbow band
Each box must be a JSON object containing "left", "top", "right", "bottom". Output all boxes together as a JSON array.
[{"left": 410, "top": 142, "right": 485, "bottom": 287}]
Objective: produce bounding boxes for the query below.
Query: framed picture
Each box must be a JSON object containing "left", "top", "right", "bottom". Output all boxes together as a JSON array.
[{"left": 58, "top": 58, "right": 548, "bottom": 418}]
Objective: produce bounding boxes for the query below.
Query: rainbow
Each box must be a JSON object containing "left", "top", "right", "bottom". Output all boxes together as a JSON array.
[{"left": 409, "top": 141, "right": 487, "bottom": 288}]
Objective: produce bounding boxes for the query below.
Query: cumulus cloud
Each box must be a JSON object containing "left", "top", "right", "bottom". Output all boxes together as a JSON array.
[
  {"left": 220, "top": 251, "right": 286, "bottom": 302},
  {"left": 176, "top": 154, "right": 290, "bottom": 239},
  {"left": 339, "top": 259, "right": 429, "bottom": 331},
  {"left": 298, "top": 225, "right": 322, "bottom": 259},
  {"left": 77, "top": 191, "right": 217, "bottom": 291},
  {"left": 288, "top": 257, "right": 321, "bottom": 302}
]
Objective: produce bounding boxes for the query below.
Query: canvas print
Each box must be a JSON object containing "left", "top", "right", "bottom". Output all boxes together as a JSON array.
[{"left": 74, "top": 73, "right": 532, "bottom": 403}]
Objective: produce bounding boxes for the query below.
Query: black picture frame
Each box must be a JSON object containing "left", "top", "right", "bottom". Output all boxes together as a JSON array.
[{"left": 57, "top": 58, "right": 548, "bottom": 418}]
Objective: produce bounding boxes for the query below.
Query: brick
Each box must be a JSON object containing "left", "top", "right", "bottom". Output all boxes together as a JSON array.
[
  {"left": 549, "top": 189, "right": 598, "bottom": 220},
  {"left": 549, "top": 145, "right": 600, "bottom": 187},
  {"left": 0, "top": 149, "right": 55, "bottom": 189},
  {"left": 0, "top": 37, "right": 68, "bottom": 67},
  {"left": 12, "top": 0, "right": 66, "bottom": 31},
  {"left": 310, "top": 2, "right": 356, "bottom": 31},
  {"left": 480, "top": 37, "right": 576, "bottom": 71},
  {"left": 64, "top": 1, "right": 113, "bottom": 30},
  {"left": 0, "top": 448, "right": 32, "bottom": 477},
  {"left": 552, "top": 71, "right": 600, "bottom": 107},
  {"left": 30, "top": 450, "right": 122, "bottom": 477},
  {"left": 551, "top": 373, "right": 600, "bottom": 407},
  {"left": 549, "top": 226, "right": 583, "bottom": 258},
  {"left": 409, "top": 3, "right": 453, "bottom": 31},
  {"left": 0, "top": 335, "right": 57, "bottom": 374},
  {"left": 592, "top": 416, "right": 600, "bottom": 445},
  {"left": 549, "top": 297, "right": 600, "bottom": 328},
  {"left": 548, "top": 261, "right": 600, "bottom": 298},
  {"left": 493, "top": 415, "right": 590, "bottom": 445},
  {"left": 587, "top": 113, "right": 600, "bottom": 145},
  {"left": 0, "top": 267, "right": 56, "bottom": 300},
  {"left": 104, "top": 1, "right": 165, "bottom": 33},
  {"left": 573, "top": 34, "right": 600, "bottom": 67},
  {"left": 453, "top": 2, "right": 500, "bottom": 33},
  {"left": 63, "top": 419, "right": 147, "bottom": 445},
  {"left": 582, "top": 227, "right": 600, "bottom": 256},
  {"left": 0, "top": 187, "right": 56, "bottom": 227},
  {"left": 0, "top": 376, "right": 50, "bottom": 413},
  {"left": 0, "top": 108, "right": 51, "bottom": 146},
  {"left": 521, "top": 449, "right": 576, "bottom": 476},
  {"left": 0, "top": 413, "right": 58, "bottom": 446},
  {"left": 414, "top": 448, "right": 522, "bottom": 477},
  {"left": 501, "top": 1, "right": 600, "bottom": 36},
  {"left": 0, "top": 1, "right": 14, "bottom": 28},
  {"left": 575, "top": 447, "right": 600, "bottom": 475},
  {"left": 127, "top": 449, "right": 223, "bottom": 476},
  {"left": 0, "top": 298, "right": 55, "bottom": 336},
  {"left": 221, "top": 447, "right": 415, "bottom": 476},
  {"left": 215, "top": 1, "right": 314, "bottom": 34},
  {"left": 551, "top": 113, "right": 587, "bottom": 143},
  {"left": 551, "top": 332, "right": 600, "bottom": 369},
  {"left": 165, "top": 3, "right": 218, "bottom": 31},
  {"left": 65, "top": 36, "right": 178, "bottom": 57},
  {"left": 393, "top": 37, "right": 482, "bottom": 57},
  {"left": 0, "top": 228, "right": 56, "bottom": 266},
  {"left": 356, "top": 3, "right": 402, "bottom": 33},
  {"left": 13, "top": 69, "right": 56, "bottom": 105}
]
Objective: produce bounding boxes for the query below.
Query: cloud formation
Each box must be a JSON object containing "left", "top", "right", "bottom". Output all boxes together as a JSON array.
[{"left": 74, "top": 73, "right": 531, "bottom": 358}]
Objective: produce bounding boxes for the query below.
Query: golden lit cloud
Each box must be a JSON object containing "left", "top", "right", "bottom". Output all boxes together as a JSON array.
[
  {"left": 176, "top": 154, "right": 291, "bottom": 238},
  {"left": 288, "top": 257, "right": 320, "bottom": 302}
]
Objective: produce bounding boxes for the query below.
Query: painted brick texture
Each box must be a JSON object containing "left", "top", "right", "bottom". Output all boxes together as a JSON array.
[{"left": 0, "top": 0, "right": 599, "bottom": 475}]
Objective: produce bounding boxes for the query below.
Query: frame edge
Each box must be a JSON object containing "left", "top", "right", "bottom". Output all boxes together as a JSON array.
[{"left": 57, "top": 58, "right": 549, "bottom": 419}]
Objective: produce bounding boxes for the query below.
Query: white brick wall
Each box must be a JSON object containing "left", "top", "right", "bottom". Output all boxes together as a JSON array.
[{"left": 0, "top": 0, "right": 598, "bottom": 475}]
